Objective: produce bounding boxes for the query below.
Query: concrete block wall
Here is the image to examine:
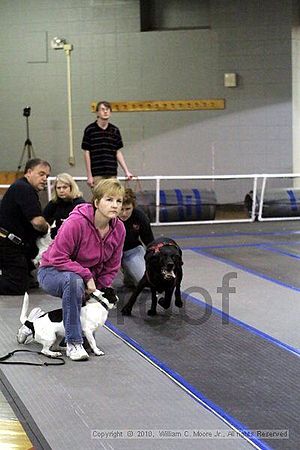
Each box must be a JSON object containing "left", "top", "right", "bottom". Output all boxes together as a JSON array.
[{"left": 0, "top": 0, "right": 298, "bottom": 202}]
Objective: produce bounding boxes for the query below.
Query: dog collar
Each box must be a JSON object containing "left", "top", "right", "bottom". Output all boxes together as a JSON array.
[
  {"left": 147, "top": 241, "right": 179, "bottom": 254},
  {"left": 90, "top": 293, "right": 109, "bottom": 310}
]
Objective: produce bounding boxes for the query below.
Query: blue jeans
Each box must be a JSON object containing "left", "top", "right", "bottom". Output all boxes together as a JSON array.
[
  {"left": 37, "top": 267, "right": 85, "bottom": 344},
  {"left": 122, "top": 245, "right": 146, "bottom": 286}
]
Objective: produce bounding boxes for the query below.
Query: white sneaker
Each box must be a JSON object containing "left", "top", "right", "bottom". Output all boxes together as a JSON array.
[
  {"left": 16, "top": 325, "right": 33, "bottom": 344},
  {"left": 66, "top": 343, "right": 89, "bottom": 361}
]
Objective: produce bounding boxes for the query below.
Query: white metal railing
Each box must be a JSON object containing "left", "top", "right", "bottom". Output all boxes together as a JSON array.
[
  {"left": 47, "top": 174, "right": 259, "bottom": 225},
  {"left": 258, "top": 173, "right": 300, "bottom": 222},
  {"left": 3, "top": 173, "right": 300, "bottom": 226}
]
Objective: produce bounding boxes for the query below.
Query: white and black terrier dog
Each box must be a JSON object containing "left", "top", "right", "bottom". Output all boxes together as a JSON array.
[{"left": 17, "top": 288, "right": 119, "bottom": 358}]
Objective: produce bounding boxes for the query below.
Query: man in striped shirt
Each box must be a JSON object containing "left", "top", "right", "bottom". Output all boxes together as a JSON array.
[{"left": 82, "top": 101, "right": 133, "bottom": 188}]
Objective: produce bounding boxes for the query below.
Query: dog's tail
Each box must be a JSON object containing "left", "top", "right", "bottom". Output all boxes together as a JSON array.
[
  {"left": 20, "top": 292, "right": 45, "bottom": 325},
  {"left": 17, "top": 293, "right": 33, "bottom": 345},
  {"left": 20, "top": 292, "right": 30, "bottom": 324},
  {"left": 17, "top": 293, "right": 45, "bottom": 345}
]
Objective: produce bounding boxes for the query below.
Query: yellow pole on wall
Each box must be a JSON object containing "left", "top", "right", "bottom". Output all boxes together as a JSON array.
[{"left": 63, "top": 43, "right": 75, "bottom": 166}]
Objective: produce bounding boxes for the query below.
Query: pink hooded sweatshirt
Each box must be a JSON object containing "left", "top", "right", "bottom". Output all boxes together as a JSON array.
[{"left": 40, "top": 203, "right": 125, "bottom": 288}]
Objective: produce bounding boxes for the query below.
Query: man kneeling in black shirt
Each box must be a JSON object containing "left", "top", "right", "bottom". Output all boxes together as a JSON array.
[{"left": 0, "top": 158, "right": 51, "bottom": 295}]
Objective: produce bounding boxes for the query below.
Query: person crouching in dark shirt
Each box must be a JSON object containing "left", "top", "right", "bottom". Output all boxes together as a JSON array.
[{"left": 119, "top": 188, "right": 154, "bottom": 287}]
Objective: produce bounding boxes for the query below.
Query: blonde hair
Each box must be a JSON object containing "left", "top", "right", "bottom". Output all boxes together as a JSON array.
[
  {"left": 92, "top": 178, "right": 125, "bottom": 204},
  {"left": 51, "top": 173, "right": 83, "bottom": 202}
]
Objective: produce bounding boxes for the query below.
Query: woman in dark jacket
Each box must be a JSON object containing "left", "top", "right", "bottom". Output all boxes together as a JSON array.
[{"left": 43, "top": 173, "right": 86, "bottom": 238}]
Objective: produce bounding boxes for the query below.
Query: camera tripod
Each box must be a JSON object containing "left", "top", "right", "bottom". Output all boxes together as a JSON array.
[{"left": 17, "top": 111, "right": 36, "bottom": 171}]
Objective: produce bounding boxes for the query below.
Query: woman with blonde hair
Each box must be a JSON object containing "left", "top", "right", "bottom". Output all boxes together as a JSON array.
[
  {"left": 38, "top": 178, "right": 125, "bottom": 361},
  {"left": 43, "top": 173, "right": 86, "bottom": 238}
]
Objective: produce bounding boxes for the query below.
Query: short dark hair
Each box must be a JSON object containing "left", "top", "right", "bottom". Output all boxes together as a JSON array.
[
  {"left": 96, "top": 101, "right": 112, "bottom": 112},
  {"left": 24, "top": 158, "right": 51, "bottom": 174},
  {"left": 123, "top": 188, "right": 136, "bottom": 208}
]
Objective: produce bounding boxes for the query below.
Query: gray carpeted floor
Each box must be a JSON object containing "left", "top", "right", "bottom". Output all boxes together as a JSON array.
[
  {"left": 0, "top": 291, "right": 254, "bottom": 450},
  {"left": 1, "top": 220, "right": 300, "bottom": 449}
]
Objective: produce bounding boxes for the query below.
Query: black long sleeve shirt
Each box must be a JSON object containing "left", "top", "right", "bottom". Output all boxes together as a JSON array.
[
  {"left": 123, "top": 208, "right": 154, "bottom": 252},
  {"left": 43, "top": 197, "right": 86, "bottom": 238}
]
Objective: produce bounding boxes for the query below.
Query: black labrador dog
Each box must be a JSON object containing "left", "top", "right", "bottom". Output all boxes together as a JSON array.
[{"left": 121, "top": 237, "right": 183, "bottom": 316}]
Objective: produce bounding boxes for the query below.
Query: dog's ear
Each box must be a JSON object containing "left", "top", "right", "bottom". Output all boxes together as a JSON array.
[
  {"left": 145, "top": 249, "right": 156, "bottom": 263},
  {"left": 145, "top": 251, "right": 160, "bottom": 268},
  {"left": 175, "top": 246, "right": 183, "bottom": 258},
  {"left": 102, "top": 287, "right": 119, "bottom": 304},
  {"left": 172, "top": 254, "right": 183, "bottom": 266}
]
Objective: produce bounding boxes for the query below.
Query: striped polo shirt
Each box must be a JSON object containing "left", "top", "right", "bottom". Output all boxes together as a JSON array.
[{"left": 81, "top": 121, "right": 123, "bottom": 176}]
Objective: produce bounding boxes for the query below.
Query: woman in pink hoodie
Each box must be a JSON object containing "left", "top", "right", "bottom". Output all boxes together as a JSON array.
[{"left": 38, "top": 178, "right": 125, "bottom": 361}]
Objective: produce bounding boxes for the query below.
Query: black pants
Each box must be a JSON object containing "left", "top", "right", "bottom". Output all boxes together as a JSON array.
[{"left": 0, "top": 239, "right": 29, "bottom": 295}]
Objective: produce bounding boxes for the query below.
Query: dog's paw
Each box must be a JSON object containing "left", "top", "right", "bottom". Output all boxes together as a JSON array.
[
  {"left": 121, "top": 305, "right": 132, "bottom": 316},
  {"left": 93, "top": 347, "right": 105, "bottom": 356},
  {"left": 42, "top": 350, "right": 62, "bottom": 358},
  {"left": 158, "top": 297, "right": 171, "bottom": 309},
  {"left": 147, "top": 308, "right": 157, "bottom": 316},
  {"left": 175, "top": 298, "right": 183, "bottom": 308}
]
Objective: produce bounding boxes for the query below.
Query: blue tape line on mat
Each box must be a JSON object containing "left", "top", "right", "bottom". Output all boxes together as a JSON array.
[
  {"left": 192, "top": 247, "right": 300, "bottom": 293},
  {"left": 192, "top": 188, "right": 202, "bottom": 219},
  {"left": 159, "top": 190, "right": 168, "bottom": 222},
  {"left": 259, "top": 244, "right": 300, "bottom": 260},
  {"left": 183, "top": 291, "right": 300, "bottom": 358},
  {"left": 106, "top": 321, "right": 272, "bottom": 450},
  {"left": 183, "top": 241, "right": 300, "bottom": 260},
  {"left": 184, "top": 242, "right": 264, "bottom": 250},
  {"left": 175, "top": 189, "right": 185, "bottom": 221},
  {"left": 170, "top": 229, "right": 300, "bottom": 241},
  {"left": 287, "top": 189, "right": 298, "bottom": 211},
  {"left": 182, "top": 240, "right": 300, "bottom": 250}
]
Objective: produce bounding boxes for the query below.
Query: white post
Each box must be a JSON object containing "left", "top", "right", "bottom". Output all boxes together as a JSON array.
[{"left": 292, "top": 27, "right": 300, "bottom": 187}]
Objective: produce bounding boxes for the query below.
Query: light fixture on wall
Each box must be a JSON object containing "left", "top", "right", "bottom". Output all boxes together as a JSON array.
[
  {"left": 224, "top": 73, "right": 238, "bottom": 88},
  {"left": 51, "top": 37, "right": 67, "bottom": 50},
  {"left": 51, "top": 37, "right": 75, "bottom": 166}
]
